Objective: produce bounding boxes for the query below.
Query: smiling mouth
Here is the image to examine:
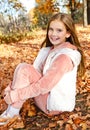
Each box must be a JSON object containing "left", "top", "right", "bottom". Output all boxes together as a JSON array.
[{"left": 51, "top": 37, "right": 60, "bottom": 41}]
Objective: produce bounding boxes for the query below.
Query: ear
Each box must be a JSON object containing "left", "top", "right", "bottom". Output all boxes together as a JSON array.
[{"left": 66, "top": 31, "right": 71, "bottom": 38}]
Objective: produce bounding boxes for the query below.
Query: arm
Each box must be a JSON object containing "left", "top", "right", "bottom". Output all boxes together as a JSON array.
[{"left": 9, "top": 54, "right": 73, "bottom": 103}]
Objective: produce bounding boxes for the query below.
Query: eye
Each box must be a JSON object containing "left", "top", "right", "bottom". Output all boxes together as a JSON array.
[
  {"left": 57, "top": 29, "right": 62, "bottom": 32},
  {"left": 49, "top": 27, "right": 53, "bottom": 31}
]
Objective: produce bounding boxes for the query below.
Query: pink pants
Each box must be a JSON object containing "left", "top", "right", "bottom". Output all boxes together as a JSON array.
[{"left": 7, "top": 63, "right": 61, "bottom": 116}]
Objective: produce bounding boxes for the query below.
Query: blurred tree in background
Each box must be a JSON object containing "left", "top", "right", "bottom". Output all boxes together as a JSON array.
[
  {"left": 68, "top": 0, "right": 83, "bottom": 23},
  {"left": 0, "top": 0, "right": 31, "bottom": 43},
  {"left": 87, "top": 0, "right": 90, "bottom": 24},
  {"left": 32, "top": 0, "right": 84, "bottom": 28},
  {"left": 0, "top": 0, "right": 89, "bottom": 44},
  {"left": 0, "top": 0, "right": 31, "bottom": 34},
  {"left": 32, "top": 0, "right": 59, "bottom": 29}
]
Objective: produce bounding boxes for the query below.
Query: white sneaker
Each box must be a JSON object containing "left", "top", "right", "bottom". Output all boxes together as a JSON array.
[{"left": 0, "top": 110, "right": 11, "bottom": 125}]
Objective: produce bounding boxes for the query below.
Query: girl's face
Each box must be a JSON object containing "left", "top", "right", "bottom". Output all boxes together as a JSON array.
[{"left": 48, "top": 20, "right": 70, "bottom": 48}]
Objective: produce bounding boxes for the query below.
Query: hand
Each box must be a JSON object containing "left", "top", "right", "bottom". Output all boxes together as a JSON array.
[
  {"left": 1, "top": 83, "right": 12, "bottom": 98},
  {"left": 1, "top": 90, "right": 9, "bottom": 98},
  {"left": 4, "top": 91, "right": 12, "bottom": 105}
]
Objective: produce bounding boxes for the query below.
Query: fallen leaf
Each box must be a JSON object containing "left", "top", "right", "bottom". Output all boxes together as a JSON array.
[
  {"left": 73, "top": 118, "right": 83, "bottom": 125},
  {"left": 65, "top": 123, "right": 74, "bottom": 130},
  {"left": 49, "top": 122, "right": 57, "bottom": 128},
  {"left": 80, "top": 122, "right": 87, "bottom": 130}
]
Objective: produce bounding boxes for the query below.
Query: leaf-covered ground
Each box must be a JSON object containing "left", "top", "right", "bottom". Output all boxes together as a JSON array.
[{"left": 0, "top": 25, "right": 90, "bottom": 130}]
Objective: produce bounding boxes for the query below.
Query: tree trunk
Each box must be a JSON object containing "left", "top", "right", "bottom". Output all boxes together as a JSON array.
[
  {"left": 83, "top": 0, "right": 88, "bottom": 26},
  {"left": 87, "top": 0, "right": 90, "bottom": 24}
]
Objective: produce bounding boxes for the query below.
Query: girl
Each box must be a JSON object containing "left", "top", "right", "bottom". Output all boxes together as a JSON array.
[{"left": 0, "top": 13, "right": 85, "bottom": 125}]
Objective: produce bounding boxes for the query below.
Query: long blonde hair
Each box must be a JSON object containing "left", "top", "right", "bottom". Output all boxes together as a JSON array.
[{"left": 41, "top": 13, "right": 85, "bottom": 77}]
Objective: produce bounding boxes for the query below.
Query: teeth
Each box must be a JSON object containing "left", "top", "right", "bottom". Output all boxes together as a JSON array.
[
  {"left": 52, "top": 37, "right": 58, "bottom": 40},
  {"left": 52, "top": 38, "right": 58, "bottom": 41}
]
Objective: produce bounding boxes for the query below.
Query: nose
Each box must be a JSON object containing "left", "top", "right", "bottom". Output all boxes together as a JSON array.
[{"left": 52, "top": 30, "right": 57, "bottom": 36}]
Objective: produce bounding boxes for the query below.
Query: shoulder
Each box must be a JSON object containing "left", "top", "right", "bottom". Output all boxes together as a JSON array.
[
  {"left": 59, "top": 48, "right": 80, "bottom": 56},
  {"left": 59, "top": 48, "right": 81, "bottom": 66}
]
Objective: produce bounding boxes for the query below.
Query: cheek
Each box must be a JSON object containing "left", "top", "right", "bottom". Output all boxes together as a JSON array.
[
  {"left": 60, "top": 32, "right": 67, "bottom": 37},
  {"left": 48, "top": 30, "right": 51, "bottom": 35}
]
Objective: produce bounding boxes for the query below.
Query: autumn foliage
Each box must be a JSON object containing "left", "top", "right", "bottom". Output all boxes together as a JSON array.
[{"left": 0, "top": 25, "right": 90, "bottom": 129}]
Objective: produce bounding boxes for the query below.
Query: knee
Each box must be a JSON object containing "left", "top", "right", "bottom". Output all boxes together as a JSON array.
[
  {"left": 17, "top": 62, "right": 28, "bottom": 68},
  {"left": 15, "top": 63, "right": 32, "bottom": 74}
]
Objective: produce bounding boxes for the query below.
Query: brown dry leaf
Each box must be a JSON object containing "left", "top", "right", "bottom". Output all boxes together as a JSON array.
[
  {"left": 0, "top": 116, "right": 19, "bottom": 130},
  {"left": 86, "top": 120, "right": 90, "bottom": 129},
  {"left": 21, "top": 99, "right": 37, "bottom": 119},
  {"left": 9, "top": 118, "right": 24, "bottom": 129},
  {"left": 28, "top": 106, "right": 36, "bottom": 117},
  {"left": 0, "top": 99, "right": 7, "bottom": 113},
  {"left": 35, "top": 122, "right": 41, "bottom": 127},
  {"left": 0, "top": 126, "right": 8, "bottom": 130},
  {"left": 65, "top": 123, "right": 74, "bottom": 130},
  {"left": 73, "top": 118, "right": 84, "bottom": 125},
  {"left": 4, "top": 116, "right": 19, "bottom": 128},
  {"left": 80, "top": 122, "right": 87, "bottom": 130},
  {"left": 57, "top": 120, "right": 64, "bottom": 127},
  {"left": 86, "top": 94, "right": 90, "bottom": 106},
  {"left": 49, "top": 122, "right": 57, "bottom": 128},
  {"left": 8, "top": 128, "right": 14, "bottom": 130},
  {"left": 28, "top": 110, "right": 36, "bottom": 117}
]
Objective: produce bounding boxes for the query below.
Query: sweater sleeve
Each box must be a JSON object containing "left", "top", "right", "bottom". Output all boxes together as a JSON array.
[{"left": 10, "top": 54, "right": 73, "bottom": 103}]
